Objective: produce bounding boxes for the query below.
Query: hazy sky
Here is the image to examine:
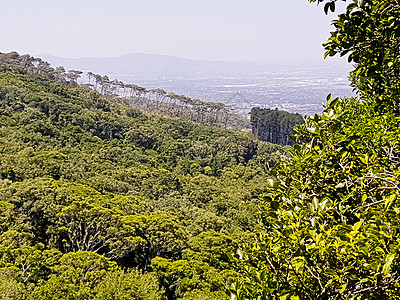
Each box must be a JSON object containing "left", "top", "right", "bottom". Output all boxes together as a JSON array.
[{"left": 1, "top": 0, "right": 346, "bottom": 62}]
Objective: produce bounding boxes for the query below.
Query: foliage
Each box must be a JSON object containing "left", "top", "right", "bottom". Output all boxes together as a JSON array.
[
  {"left": 0, "top": 272, "right": 27, "bottom": 300},
  {"left": 28, "top": 251, "right": 163, "bottom": 300},
  {"left": 93, "top": 268, "right": 163, "bottom": 300},
  {"left": 230, "top": 96, "right": 400, "bottom": 298},
  {"left": 151, "top": 257, "right": 228, "bottom": 300},
  {"left": 230, "top": 1, "right": 400, "bottom": 298},
  {"left": 0, "top": 53, "right": 289, "bottom": 299},
  {"left": 309, "top": 0, "right": 400, "bottom": 113},
  {"left": 0, "top": 51, "right": 249, "bottom": 130}
]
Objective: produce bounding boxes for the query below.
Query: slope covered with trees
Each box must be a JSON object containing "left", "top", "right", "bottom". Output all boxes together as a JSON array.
[
  {"left": 5, "top": 0, "right": 398, "bottom": 298},
  {"left": 0, "top": 52, "right": 288, "bottom": 299},
  {"left": 0, "top": 52, "right": 250, "bottom": 131},
  {"left": 230, "top": 0, "right": 400, "bottom": 299}
]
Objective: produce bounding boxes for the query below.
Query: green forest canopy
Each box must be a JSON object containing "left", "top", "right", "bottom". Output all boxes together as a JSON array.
[
  {"left": 1, "top": 0, "right": 399, "bottom": 299},
  {"left": 0, "top": 51, "right": 289, "bottom": 299}
]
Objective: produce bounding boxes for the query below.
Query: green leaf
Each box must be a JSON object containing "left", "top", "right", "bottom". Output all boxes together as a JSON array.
[
  {"left": 307, "top": 126, "right": 320, "bottom": 134},
  {"left": 271, "top": 200, "right": 280, "bottom": 210},
  {"left": 323, "top": 2, "right": 335, "bottom": 14},
  {"left": 312, "top": 197, "right": 319, "bottom": 212},
  {"left": 384, "top": 194, "right": 397, "bottom": 211},
  {"left": 353, "top": 221, "right": 362, "bottom": 231},
  {"left": 337, "top": 283, "right": 347, "bottom": 293},
  {"left": 382, "top": 261, "right": 392, "bottom": 277}
]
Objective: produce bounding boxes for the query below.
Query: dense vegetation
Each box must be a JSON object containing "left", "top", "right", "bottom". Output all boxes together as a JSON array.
[
  {"left": 0, "top": 52, "right": 288, "bottom": 299},
  {"left": 316, "top": 0, "right": 400, "bottom": 114},
  {"left": 250, "top": 108, "right": 304, "bottom": 145},
  {"left": 3, "top": 0, "right": 399, "bottom": 298},
  {"left": 230, "top": 0, "right": 400, "bottom": 299}
]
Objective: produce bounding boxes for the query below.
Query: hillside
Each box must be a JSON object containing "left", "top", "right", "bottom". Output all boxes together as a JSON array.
[{"left": 0, "top": 52, "right": 288, "bottom": 299}]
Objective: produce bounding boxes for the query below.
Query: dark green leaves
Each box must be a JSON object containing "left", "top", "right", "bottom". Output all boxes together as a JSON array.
[
  {"left": 324, "top": 1, "right": 336, "bottom": 14},
  {"left": 322, "top": 0, "right": 400, "bottom": 113}
]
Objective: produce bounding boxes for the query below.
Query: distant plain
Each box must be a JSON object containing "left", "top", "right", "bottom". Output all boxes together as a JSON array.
[{"left": 41, "top": 53, "right": 354, "bottom": 116}]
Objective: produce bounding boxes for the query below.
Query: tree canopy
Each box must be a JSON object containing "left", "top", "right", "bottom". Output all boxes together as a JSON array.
[
  {"left": 2, "top": 0, "right": 399, "bottom": 298},
  {"left": 0, "top": 51, "right": 290, "bottom": 299}
]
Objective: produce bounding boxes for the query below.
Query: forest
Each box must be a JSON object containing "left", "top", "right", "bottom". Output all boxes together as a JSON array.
[
  {"left": 1, "top": 0, "right": 400, "bottom": 299},
  {"left": 250, "top": 108, "right": 304, "bottom": 146},
  {"left": 0, "top": 51, "right": 288, "bottom": 299}
]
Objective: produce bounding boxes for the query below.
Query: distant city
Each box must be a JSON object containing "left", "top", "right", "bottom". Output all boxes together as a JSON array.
[
  {"left": 41, "top": 53, "right": 355, "bottom": 117},
  {"left": 121, "top": 63, "right": 354, "bottom": 117}
]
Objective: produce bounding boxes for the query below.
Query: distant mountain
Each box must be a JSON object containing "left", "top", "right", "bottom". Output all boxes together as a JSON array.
[
  {"left": 39, "top": 53, "right": 348, "bottom": 79},
  {"left": 39, "top": 53, "right": 228, "bottom": 78},
  {"left": 38, "top": 53, "right": 354, "bottom": 116}
]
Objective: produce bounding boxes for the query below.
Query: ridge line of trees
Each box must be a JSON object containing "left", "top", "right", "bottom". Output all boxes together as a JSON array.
[{"left": 0, "top": 52, "right": 249, "bottom": 130}]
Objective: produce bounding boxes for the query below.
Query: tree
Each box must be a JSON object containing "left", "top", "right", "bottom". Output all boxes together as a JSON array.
[
  {"left": 151, "top": 257, "right": 227, "bottom": 300},
  {"left": 230, "top": 97, "right": 400, "bottom": 299},
  {"left": 57, "top": 201, "right": 126, "bottom": 259},
  {"left": 250, "top": 108, "right": 304, "bottom": 145},
  {"left": 0, "top": 51, "right": 288, "bottom": 300},
  {"left": 121, "top": 214, "right": 188, "bottom": 268},
  {"left": 66, "top": 70, "right": 82, "bottom": 86},
  {"left": 30, "top": 251, "right": 118, "bottom": 300},
  {"left": 0, "top": 273, "right": 27, "bottom": 300},
  {"left": 229, "top": 0, "right": 400, "bottom": 298},
  {"left": 309, "top": 0, "right": 400, "bottom": 113},
  {"left": 93, "top": 269, "right": 163, "bottom": 300}
]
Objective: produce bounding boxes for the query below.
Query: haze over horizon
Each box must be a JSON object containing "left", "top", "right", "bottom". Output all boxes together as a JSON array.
[
  {"left": 1, "top": 0, "right": 347, "bottom": 63},
  {"left": 38, "top": 51, "right": 353, "bottom": 118},
  {"left": 2, "top": 0, "right": 353, "bottom": 117},
  {"left": 38, "top": 51, "right": 349, "bottom": 65}
]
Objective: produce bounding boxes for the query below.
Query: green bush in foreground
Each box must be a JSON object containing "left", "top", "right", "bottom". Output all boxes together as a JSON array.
[
  {"left": 230, "top": 96, "right": 400, "bottom": 299},
  {"left": 230, "top": 0, "right": 400, "bottom": 297}
]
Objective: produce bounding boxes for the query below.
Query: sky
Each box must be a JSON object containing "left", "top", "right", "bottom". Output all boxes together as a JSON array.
[{"left": 1, "top": 0, "right": 347, "bottom": 62}]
